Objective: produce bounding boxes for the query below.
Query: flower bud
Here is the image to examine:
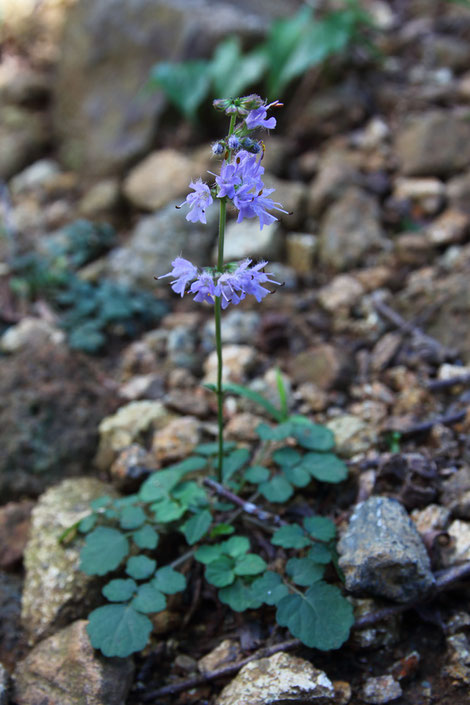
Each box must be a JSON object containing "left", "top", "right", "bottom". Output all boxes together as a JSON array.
[{"left": 212, "top": 142, "right": 224, "bottom": 155}]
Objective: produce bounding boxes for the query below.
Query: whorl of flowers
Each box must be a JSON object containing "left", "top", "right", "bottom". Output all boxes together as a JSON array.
[{"left": 159, "top": 257, "right": 280, "bottom": 309}]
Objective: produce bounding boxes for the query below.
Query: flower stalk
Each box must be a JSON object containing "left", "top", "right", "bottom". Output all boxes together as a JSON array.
[{"left": 158, "top": 95, "right": 285, "bottom": 484}]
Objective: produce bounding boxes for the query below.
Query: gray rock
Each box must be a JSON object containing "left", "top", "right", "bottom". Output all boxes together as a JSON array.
[
  {"left": 0, "top": 663, "right": 9, "bottom": 705},
  {"left": 167, "top": 325, "right": 199, "bottom": 370},
  {"left": 441, "top": 466, "right": 470, "bottom": 519},
  {"left": 21, "top": 478, "right": 119, "bottom": 644},
  {"left": 123, "top": 148, "right": 210, "bottom": 211},
  {"left": 78, "top": 178, "right": 120, "bottom": 217},
  {"left": 106, "top": 199, "right": 218, "bottom": 289},
  {"left": 318, "top": 187, "right": 387, "bottom": 271},
  {"left": 326, "top": 414, "right": 377, "bottom": 458},
  {"left": 216, "top": 651, "right": 336, "bottom": 705},
  {"left": 0, "top": 318, "right": 65, "bottom": 353},
  {"left": 13, "top": 620, "right": 133, "bottom": 705},
  {"left": 53, "top": 0, "right": 294, "bottom": 175},
  {"left": 0, "top": 573, "right": 23, "bottom": 672},
  {"left": 396, "top": 110, "right": 470, "bottom": 177},
  {"left": 338, "top": 496, "right": 435, "bottom": 602},
  {"left": 262, "top": 173, "right": 307, "bottom": 228},
  {"left": 219, "top": 218, "right": 283, "bottom": 263},
  {"left": 307, "top": 146, "right": 361, "bottom": 217},
  {"left": 9, "top": 159, "right": 61, "bottom": 195},
  {"left": 361, "top": 675, "right": 402, "bottom": 704},
  {"left": 286, "top": 232, "right": 318, "bottom": 275},
  {"left": 0, "top": 106, "right": 48, "bottom": 179},
  {"left": 203, "top": 310, "right": 261, "bottom": 346}
]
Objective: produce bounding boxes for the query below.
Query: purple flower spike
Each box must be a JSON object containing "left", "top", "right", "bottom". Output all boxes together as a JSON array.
[
  {"left": 158, "top": 257, "right": 198, "bottom": 296},
  {"left": 245, "top": 100, "right": 282, "bottom": 130},
  {"left": 180, "top": 179, "right": 213, "bottom": 224},
  {"left": 215, "top": 163, "right": 242, "bottom": 199}
]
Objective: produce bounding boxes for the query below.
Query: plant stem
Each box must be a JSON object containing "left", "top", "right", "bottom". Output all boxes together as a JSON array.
[{"left": 214, "top": 112, "right": 237, "bottom": 484}]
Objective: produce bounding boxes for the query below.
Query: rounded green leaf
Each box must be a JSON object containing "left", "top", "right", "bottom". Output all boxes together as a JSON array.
[
  {"left": 256, "top": 421, "right": 294, "bottom": 441},
  {"left": 244, "top": 465, "right": 270, "bottom": 484},
  {"left": 283, "top": 464, "right": 311, "bottom": 488},
  {"left": 119, "top": 505, "right": 146, "bottom": 530},
  {"left": 131, "top": 583, "right": 167, "bottom": 613},
  {"left": 80, "top": 527, "right": 129, "bottom": 576},
  {"left": 87, "top": 604, "right": 153, "bottom": 657},
  {"left": 152, "top": 499, "right": 185, "bottom": 523},
  {"left": 153, "top": 566, "right": 187, "bottom": 594},
  {"left": 259, "top": 476, "right": 293, "bottom": 503},
  {"left": 219, "top": 578, "right": 263, "bottom": 612},
  {"left": 102, "top": 578, "right": 137, "bottom": 602},
  {"left": 205, "top": 556, "right": 235, "bottom": 588},
  {"left": 78, "top": 514, "right": 96, "bottom": 534},
  {"left": 90, "top": 496, "right": 112, "bottom": 511},
  {"left": 222, "top": 535, "right": 250, "bottom": 558},
  {"left": 273, "top": 447, "right": 302, "bottom": 467},
  {"left": 182, "top": 509, "right": 212, "bottom": 545},
  {"left": 303, "top": 516, "right": 336, "bottom": 541},
  {"left": 286, "top": 558, "right": 325, "bottom": 587},
  {"left": 291, "top": 422, "right": 335, "bottom": 451},
  {"left": 133, "top": 524, "right": 159, "bottom": 550},
  {"left": 126, "top": 555, "right": 156, "bottom": 580},
  {"left": 276, "top": 582, "right": 354, "bottom": 650},
  {"left": 301, "top": 453, "right": 348, "bottom": 483},
  {"left": 251, "top": 571, "right": 290, "bottom": 606},
  {"left": 308, "top": 543, "right": 333, "bottom": 564},
  {"left": 234, "top": 553, "right": 267, "bottom": 576},
  {"left": 271, "top": 524, "right": 311, "bottom": 550},
  {"left": 195, "top": 544, "right": 225, "bottom": 564}
]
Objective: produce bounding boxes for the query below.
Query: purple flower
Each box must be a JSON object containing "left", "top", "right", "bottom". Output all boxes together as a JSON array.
[
  {"left": 180, "top": 179, "right": 213, "bottom": 224},
  {"left": 158, "top": 257, "right": 198, "bottom": 296},
  {"left": 227, "top": 135, "right": 240, "bottom": 151},
  {"left": 245, "top": 100, "right": 281, "bottom": 130},
  {"left": 233, "top": 186, "right": 288, "bottom": 230},
  {"left": 215, "top": 163, "right": 242, "bottom": 199},
  {"left": 190, "top": 272, "right": 220, "bottom": 304}
]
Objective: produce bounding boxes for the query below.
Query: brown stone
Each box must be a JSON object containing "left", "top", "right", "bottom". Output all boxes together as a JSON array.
[
  {"left": 13, "top": 620, "right": 133, "bottom": 705},
  {"left": 290, "top": 344, "right": 346, "bottom": 390}
]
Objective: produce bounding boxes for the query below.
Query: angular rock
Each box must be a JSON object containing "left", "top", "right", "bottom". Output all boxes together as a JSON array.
[
  {"left": 286, "top": 233, "right": 318, "bottom": 275},
  {"left": 289, "top": 344, "right": 346, "bottom": 390},
  {"left": 106, "top": 200, "right": 218, "bottom": 289},
  {"left": 78, "top": 178, "right": 120, "bottom": 217},
  {"left": 13, "top": 620, "right": 133, "bottom": 705},
  {"left": 219, "top": 218, "right": 282, "bottom": 263},
  {"left": 53, "top": 0, "right": 291, "bottom": 174},
  {"left": 0, "top": 317, "right": 65, "bottom": 353},
  {"left": 317, "top": 274, "right": 364, "bottom": 312},
  {"left": 361, "top": 675, "right": 402, "bottom": 704},
  {"left": 326, "top": 414, "right": 377, "bottom": 457},
  {"left": 216, "top": 651, "right": 336, "bottom": 705},
  {"left": 411, "top": 504, "right": 450, "bottom": 535},
  {"left": 204, "top": 310, "right": 261, "bottom": 346},
  {"left": 426, "top": 209, "right": 469, "bottom": 246},
  {"left": 338, "top": 496, "right": 435, "bottom": 602},
  {"left": 203, "top": 345, "right": 257, "bottom": 385},
  {"left": 198, "top": 639, "right": 240, "bottom": 675},
  {"left": 446, "top": 520, "right": 470, "bottom": 565},
  {"left": 307, "top": 146, "right": 361, "bottom": 217},
  {"left": 21, "top": 478, "right": 119, "bottom": 644},
  {"left": 318, "top": 187, "right": 387, "bottom": 271},
  {"left": 151, "top": 416, "right": 201, "bottom": 464},
  {"left": 396, "top": 110, "right": 470, "bottom": 177},
  {"left": 109, "top": 444, "right": 156, "bottom": 490},
  {"left": 9, "top": 159, "right": 61, "bottom": 196},
  {"left": 392, "top": 176, "right": 445, "bottom": 215},
  {"left": 123, "top": 149, "right": 208, "bottom": 211},
  {"left": 95, "top": 400, "right": 172, "bottom": 470}
]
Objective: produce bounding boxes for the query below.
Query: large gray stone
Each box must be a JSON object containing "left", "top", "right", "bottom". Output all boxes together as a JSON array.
[
  {"left": 338, "top": 496, "right": 435, "bottom": 602},
  {"left": 21, "top": 478, "right": 119, "bottom": 644},
  {"left": 53, "top": 0, "right": 295, "bottom": 175},
  {"left": 318, "top": 187, "right": 387, "bottom": 271},
  {"left": 106, "top": 199, "right": 218, "bottom": 289},
  {"left": 13, "top": 620, "right": 133, "bottom": 705},
  {"left": 396, "top": 110, "right": 470, "bottom": 177}
]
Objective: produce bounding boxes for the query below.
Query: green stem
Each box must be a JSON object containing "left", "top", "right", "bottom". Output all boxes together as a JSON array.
[{"left": 214, "top": 113, "right": 237, "bottom": 484}]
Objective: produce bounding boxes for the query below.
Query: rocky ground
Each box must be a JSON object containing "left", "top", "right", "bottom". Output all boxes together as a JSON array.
[{"left": 2, "top": 0, "right": 470, "bottom": 704}]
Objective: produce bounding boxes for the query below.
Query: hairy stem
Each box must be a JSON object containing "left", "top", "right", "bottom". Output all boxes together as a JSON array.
[{"left": 214, "top": 112, "right": 237, "bottom": 483}]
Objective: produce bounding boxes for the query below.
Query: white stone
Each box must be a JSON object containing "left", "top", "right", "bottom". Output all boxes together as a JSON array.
[
  {"left": 217, "top": 218, "right": 282, "bottom": 262},
  {"left": 0, "top": 317, "right": 65, "bottom": 353}
]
